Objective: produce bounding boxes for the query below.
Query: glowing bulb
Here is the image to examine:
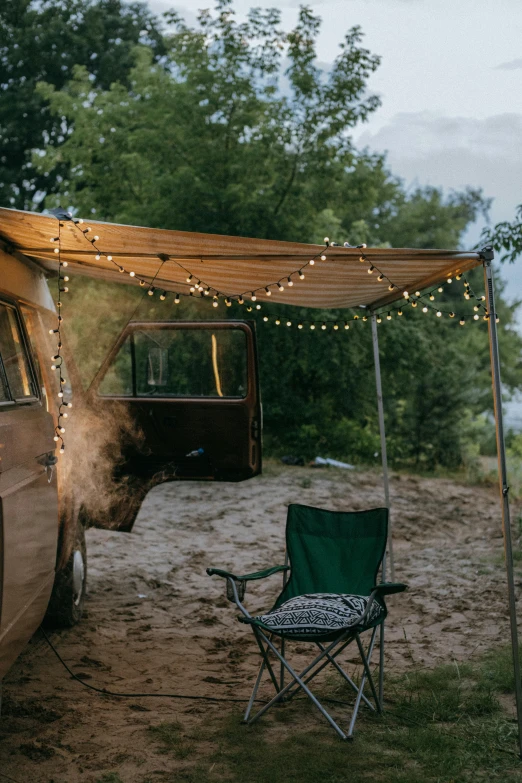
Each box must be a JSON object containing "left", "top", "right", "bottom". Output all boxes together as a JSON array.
[
  {"left": 387, "top": 312, "right": 392, "bottom": 320},
  {"left": 59, "top": 447, "right": 64, "bottom": 454},
  {"left": 429, "top": 294, "right": 435, "bottom": 301},
  {"left": 263, "top": 316, "right": 269, "bottom": 322},
  {"left": 95, "top": 253, "right": 101, "bottom": 260},
  {"left": 447, "top": 278, "right": 452, "bottom": 284},
  {"left": 377, "top": 274, "right": 384, "bottom": 282},
  {"left": 129, "top": 271, "right": 135, "bottom": 277},
  {"left": 62, "top": 412, "right": 68, "bottom": 418},
  {"left": 54, "top": 247, "right": 60, "bottom": 254},
  {"left": 460, "top": 318, "right": 465, "bottom": 326},
  {"left": 159, "top": 292, "right": 166, "bottom": 301},
  {"left": 63, "top": 276, "right": 69, "bottom": 282},
  {"left": 265, "top": 288, "right": 272, "bottom": 296},
  {"left": 438, "top": 287, "right": 443, "bottom": 293},
  {"left": 333, "top": 323, "right": 339, "bottom": 330},
  {"left": 324, "top": 237, "right": 330, "bottom": 244},
  {"left": 299, "top": 271, "right": 305, "bottom": 280},
  {"left": 436, "top": 311, "right": 442, "bottom": 317},
  {"left": 118, "top": 266, "right": 124, "bottom": 273},
  {"left": 189, "top": 286, "right": 195, "bottom": 293},
  {"left": 362, "top": 316, "right": 368, "bottom": 322},
  {"left": 212, "top": 298, "right": 218, "bottom": 308},
  {"left": 403, "top": 291, "right": 409, "bottom": 298},
  {"left": 310, "top": 323, "right": 315, "bottom": 330},
  {"left": 464, "top": 292, "right": 470, "bottom": 300},
  {"left": 59, "top": 426, "right": 65, "bottom": 434},
  {"left": 344, "top": 322, "right": 349, "bottom": 330},
  {"left": 186, "top": 275, "right": 193, "bottom": 283},
  {"left": 287, "top": 277, "right": 293, "bottom": 286},
  {"left": 415, "top": 290, "right": 421, "bottom": 297},
  {"left": 456, "top": 274, "right": 461, "bottom": 280},
  {"left": 411, "top": 301, "right": 417, "bottom": 308},
  {"left": 298, "top": 322, "right": 303, "bottom": 329},
  {"left": 238, "top": 296, "right": 244, "bottom": 304},
  {"left": 449, "top": 312, "right": 455, "bottom": 318},
  {"left": 376, "top": 316, "right": 382, "bottom": 323},
  {"left": 275, "top": 319, "right": 281, "bottom": 325},
  {"left": 107, "top": 255, "right": 112, "bottom": 261},
  {"left": 78, "top": 219, "right": 84, "bottom": 224},
  {"left": 62, "top": 260, "right": 68, "bottom": 267},
  {"left": 473, "top": 305, "right": 479, "bottom": 312},
  {"left": 368, "top": 267, "right": 374, "bottom": 275},
  {"left": 286, "top": 321, "right": 292, "bottom": 327},
  {"left": 277, "top": 283, "right": 284, "bottom": 292},
  {"left": 67, "top": 402, "right": 72, "bottom": 408},
  {"left": 54, "top": 435, "right": 59, "bottom": 442},
  {"left": 321, "top": 322, "right": 327, "bottom": 330},
  {"left": 422, "top": 306, "right": 428, "bottom": 313},
  {"left": 474, "top": 313, "right": 479, "bottom": 320},
  {"left": 388, "top": 284, "right": 395, "bottom": 292},
  {"left": 225, "top": 298, "right": 232, "bottom": 307},
  {"left": 309, "top": 259, "right": 315, "bottom": 266},
  {"left": 175, "top": 294, "right": 180, "bottom": 303},
  {"left": 321, "top": 255, "right": 327, "bottom": 261},
  {"left": 51, "top": 364, "right": 57, "bottom": 371},
  {"left": 93, "top": 235, "right": 99, "bottom": 241},
  {"left": 359, "top": 256, "right": 366, "bottom": 263},
  {"left": 251, "top": 293, "right": 257, "bottom": 301},
  {"left": 148, "top": 288, "right": 154, "bottom": 296},
  {"left": 140, "top": 280, "right": 145, "bottom": 287},
  {"left": 256, "top": 304, "right": 261, "bottom": 310},
  {"left": 58, "top": 391, "right": 63, "bottom": 398},
  {"left": 397, "top": 310, "right": 403, "bottom": 316}
]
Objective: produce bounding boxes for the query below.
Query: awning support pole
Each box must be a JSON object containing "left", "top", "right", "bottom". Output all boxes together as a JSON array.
[
  {"left": 371, "top": 313, "right": 395, "bottom": 580},
  {"left": 371, "top": 313, "right": 394, "bottom": 709},
  {"left": 483, "top": 252, "right": 522, "bottom": 757}
]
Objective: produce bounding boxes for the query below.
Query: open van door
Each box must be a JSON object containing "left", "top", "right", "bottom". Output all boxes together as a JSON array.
[{"left": 88, "top": 321, "right": 261, "bottom": 529}]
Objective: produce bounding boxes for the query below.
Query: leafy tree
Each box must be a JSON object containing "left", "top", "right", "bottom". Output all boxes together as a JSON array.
[
  {"left": 0, "top": 0, "right": 166, "bottom": 210},
  {"left": 33, "top": 0, "right": 522, "bottom": 469},
  {"left": 481, "top": 204, "right": 522, "bottom": 264}
]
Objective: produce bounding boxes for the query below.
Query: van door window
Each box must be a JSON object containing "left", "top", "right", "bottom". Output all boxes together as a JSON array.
[
  {"left": 99, "top": 328, "right": 248, "bottom": 399},
  {"left": 0, "top": 304, "right": 37, "bottom": 401}
]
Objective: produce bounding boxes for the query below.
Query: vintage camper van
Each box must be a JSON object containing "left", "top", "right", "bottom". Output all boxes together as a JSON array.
[{"left": 0, "top": 244, "right": 261, "bottom": 681}]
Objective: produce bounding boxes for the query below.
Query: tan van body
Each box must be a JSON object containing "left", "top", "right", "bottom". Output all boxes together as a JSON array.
[
  {"left": 0, "top": 242, "right": 262, "bottom": 683},
  {"left": 0, "top": 247, "right": 61, "bottom": 679}
]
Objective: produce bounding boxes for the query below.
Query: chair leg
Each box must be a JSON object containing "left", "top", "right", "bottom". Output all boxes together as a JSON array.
[
  {"left": 347, "top": 628, "right": 379, "bottom": 738},
  {"left": 316, "top": 642, "right": 376, "bottom": 713},
  {"left": 378, "top": 620, "right": 385, "bottom": 707},
  {"left": 250, "top": 631, "right": 348, "bottom": 740},
  {"left": 252, "top": 628, "right": 280, "bottom": 695},
  {"left": 243, "top": 657, "right": 267, "bottom": 723},
  {"left": 280, "top": 637, "right": 285, "bottom": 692},
  {"left": 355, "top": 631, "right": 380, "bottom": 711}
]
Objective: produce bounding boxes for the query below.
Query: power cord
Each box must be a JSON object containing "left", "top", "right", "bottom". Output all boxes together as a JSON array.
[{"left": 40, "top": 627, "right": 267, "bottom": 704}]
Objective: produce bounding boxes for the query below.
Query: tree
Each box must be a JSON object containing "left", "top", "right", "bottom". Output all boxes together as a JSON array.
[
  {"left": 481, "top": 204, "right": 522, "bottom": 264},
  {"left": 33, "top": 0, "right": 522, "bottom": 469},
  {"left": 0, "top": 0, "right": 166, "bottom": 210}
]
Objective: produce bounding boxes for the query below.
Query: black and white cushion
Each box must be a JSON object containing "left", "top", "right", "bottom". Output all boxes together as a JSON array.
[{"left": 254, "top": 593, "right": 383, "bottom": 637}]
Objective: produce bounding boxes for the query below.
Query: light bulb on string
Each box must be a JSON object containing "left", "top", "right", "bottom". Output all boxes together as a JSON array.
[
  {"left": 344, "top": 322, "right": 349, "bottom": 330},
  {"left": 159, "top": 292, "right": 166, "bottom": 301},
  {"left": 362, "top": 316, "right": 368, "bottom": 322},
  {"left": 140, "top": 280, "right": 145, "bottom": 287},
  {"left": 377, "top": 274, "right": 384, "bottom": 282},
  {"left": 309, "top": 259, "right": 315, "bottom": 266},
  {"left": 186, "top": 275, "right": 193, "bottom": 283},
  {"left": 275, "top": 318, "right": 281, "bottom": 325},
  {"left": 436, "top": 311, "right": 442, "bottom": 317},
  {"left": 320, "top": 255, "right": 326, "bottom": 261},
  {"left": 387, "top": 312, "right": 392, "bottom": 320},
  {"left": 397, "top": 309, "right": 403, "bottom": 316},
  {"left": 299, "top": 271, "right": 305, "bottom": 280},
  {"left": 225, "top": 297, "right": 232, "bottom": 307},
  {"left": 286, "top": 320, "right": 292, "bottom": 327},
  {"left": 474, "top": 313, "right": 479, "bottom": 320},
  {"left": 473, "top": 305, "right": 479, "bottom": 312},
  {"left": 411, "top": 301, "right": 417, "bottom": 308},
  {"left": 175, "top": 294, "right": 180, "bottom": 304},
  {"left": 368, "top": 267, "right": 374, "bottom": 275},
  {"left": 429, "top": 294, "right": 435, "bottom": 301},
  {"left": 388, "top": 284, "right": 395, "bottom": 292},
  {"left": 256, "top": 304, "right": 261, "bottom": 310},
  {"left": 321, "top": 322, "right": 327, "bottom": 330},
  {"left": 324, "top": 237, "right": 330, "bottom": 245},
  {"left": 129, "top": 271, "right": 135, "bottom": 277},
  {"left": 415, "top": 290, "right": 420, "bottom": 297},
  {"left": 95, "top": 253, "right": 101, "bottom": 261},
  {"left": 148, "top": 287, "right": 155, "bottom": 296},
  {"left": 447, "top": 278, "right": 452, "bottom": 284},
  {"left": 449, "top": 312, "right": 455, "bottom": 318},
  {"left": 298, "top": 322, "right": 303, "bottom": 329},
  {"left": 460, "top": 318, "right": 465, "bottom": 326},
  {"left": 287, "top": 277, "right": 293, "bottom": 287},
  {"left": 251, "top": 293, "right": 257, "bottom": 301},
  {"left": 277, "top": 283, "right": 284, "bottom": 292},
  {"left": 438, "top": 287, "right": 443, "bottom": 293},
  {"left": 265, "top": 287, "right": 272, "bottom": 296},
  {"left": 263, "top": 316, "right": 269, "bottom": 322},
  {"left": 403, "top": 291, "right": 409, "bottom": 299},
  {"left": 212, "top": 297, "right": 219, "bottom": 308},
  {"left": 310, "top": 323, "right": 316, "bottom": 330},
  {"left": 359, "top": 255, "right": 366, "bottom": 263},
  {"left": 376, "top": 316, "right": 382, "bottom": 323},
  {"left": 238, "top": 296, "right": 244, "bottom": 304},
  {"left": 333, "top": 323, "right": 339, "bottom": 330}
]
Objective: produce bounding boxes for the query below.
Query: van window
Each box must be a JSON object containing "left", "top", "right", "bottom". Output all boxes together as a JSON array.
[
  {"left": 99, "top": 327, "right": 248, "bottom": 398},
  {"left": 0, "top": 304, "right": 37, "bottom": 401}
]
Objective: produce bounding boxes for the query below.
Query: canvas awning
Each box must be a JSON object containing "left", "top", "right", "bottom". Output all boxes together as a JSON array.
[{"left": 0, "top": 208, "right": 482, "bottom": 310}]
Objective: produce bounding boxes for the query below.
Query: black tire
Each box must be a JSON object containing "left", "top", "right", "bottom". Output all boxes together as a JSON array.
[{"left": 44, "top": 524, "right": 87, "bottom": 628}]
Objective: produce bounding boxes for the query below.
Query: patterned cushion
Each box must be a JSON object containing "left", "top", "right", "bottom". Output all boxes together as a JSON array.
[{"left": 255, "top": 593, "right": 383, "bottom": 637}]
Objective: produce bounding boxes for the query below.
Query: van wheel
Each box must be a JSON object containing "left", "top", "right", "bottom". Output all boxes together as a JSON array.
[{"left": 44, "top": 525, "right": 87, "bottom": 627}]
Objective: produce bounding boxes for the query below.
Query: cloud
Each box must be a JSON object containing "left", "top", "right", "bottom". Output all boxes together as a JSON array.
[
  {"left": 357, "top": 111, "right": 522, "bottom": 227},
  {"left": 495, "top": 58, "right": 522, "bottom": 71}
]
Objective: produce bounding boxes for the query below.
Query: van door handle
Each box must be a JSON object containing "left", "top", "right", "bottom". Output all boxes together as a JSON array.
[{"left": 37, "top": 452, "right": 58, "bottom": 482}]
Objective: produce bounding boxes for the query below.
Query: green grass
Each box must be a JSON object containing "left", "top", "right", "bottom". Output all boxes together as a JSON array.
[{"left": 144, "top": 645, "right": 522, "bottom": 783}]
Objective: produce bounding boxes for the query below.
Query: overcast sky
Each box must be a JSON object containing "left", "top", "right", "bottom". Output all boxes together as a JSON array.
[{"left": 149, "top": 0, "right": 522, "bottom": 298}]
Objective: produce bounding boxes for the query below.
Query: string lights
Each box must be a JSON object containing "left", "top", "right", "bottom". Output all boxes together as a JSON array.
[
  {"left": 57, "top": 218, "right": 496, "bottom": 337},
  {"left": 49, "top": 218, "right": 72, "bottom": 454}
]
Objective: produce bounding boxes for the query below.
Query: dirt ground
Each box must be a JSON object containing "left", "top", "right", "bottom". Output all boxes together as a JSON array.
[{"left": 0, "top": 463, "right": 518, "bottom": 782}]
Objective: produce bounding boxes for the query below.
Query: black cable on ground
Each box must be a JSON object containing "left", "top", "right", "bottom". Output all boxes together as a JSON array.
[{"left": 40, "top": 627, "right": 267, "bottom": 704}]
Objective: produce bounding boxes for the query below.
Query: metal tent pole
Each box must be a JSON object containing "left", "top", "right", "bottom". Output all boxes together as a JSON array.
[
  {"left": 371, "top": 313, "right": 394, "bottom": 709},
  {"left": 483, "top": 251, "right": 522, "bottom": 757},
  {"left": 371, "top": 313, "right": 395, "bottom": 580}
]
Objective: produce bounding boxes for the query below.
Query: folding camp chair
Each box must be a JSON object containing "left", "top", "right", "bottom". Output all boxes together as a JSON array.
[{"left": 207, "top": 503, "right": 407, "bottom": 739}]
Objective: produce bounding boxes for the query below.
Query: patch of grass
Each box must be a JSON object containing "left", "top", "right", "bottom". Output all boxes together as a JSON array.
[
  {"left": 142, "top": 646, "right": 522, "bottom": 783},
  {"left": 299, "top": 476, "right": 312, "bottom": 489},
  {"left": 148, "top": 720, "right": 194, "bottom": 760}
]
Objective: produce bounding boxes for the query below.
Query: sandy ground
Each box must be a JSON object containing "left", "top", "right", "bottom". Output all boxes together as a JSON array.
[{"left": 0, "top": 464, "right": 518, "bottom": 782}]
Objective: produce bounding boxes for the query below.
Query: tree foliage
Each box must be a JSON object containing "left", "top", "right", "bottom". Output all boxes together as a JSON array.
[{"left": 14, "top": 0, "right": 522, "bottom": 469}]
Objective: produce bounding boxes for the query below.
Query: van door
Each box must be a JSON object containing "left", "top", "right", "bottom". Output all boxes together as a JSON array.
[
  {"left": 89, "top": 321, "right": 261, "bottom": 521},
  {"left": 0, "top": 300, "right": 58, "bottom": 679}
]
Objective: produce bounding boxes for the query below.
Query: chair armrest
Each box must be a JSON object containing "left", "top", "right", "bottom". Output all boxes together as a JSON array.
[
  {"left": 206, "top": 565, "right": 289, "bottom": 581},
  {"left": 371, "top": 582, "right": 408, "bottom": 596}
]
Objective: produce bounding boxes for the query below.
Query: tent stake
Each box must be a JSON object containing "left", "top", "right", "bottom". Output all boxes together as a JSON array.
[{"left": 483, "top": 252, "right": 522, "bottom": 758}]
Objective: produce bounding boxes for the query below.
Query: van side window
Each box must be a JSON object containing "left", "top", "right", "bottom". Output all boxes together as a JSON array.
[{"left": 0, "top": 303, "right": 37, "bottom": 401}]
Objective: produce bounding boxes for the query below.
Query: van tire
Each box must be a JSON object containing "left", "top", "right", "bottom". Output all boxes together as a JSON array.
[{"left": 44, "top": 525, "right": 87, "bottom": 627}]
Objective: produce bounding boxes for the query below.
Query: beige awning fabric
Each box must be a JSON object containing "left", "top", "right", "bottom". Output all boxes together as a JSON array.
[{"left": 0, "top": 208, "right": 482, "bottom": 310}]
